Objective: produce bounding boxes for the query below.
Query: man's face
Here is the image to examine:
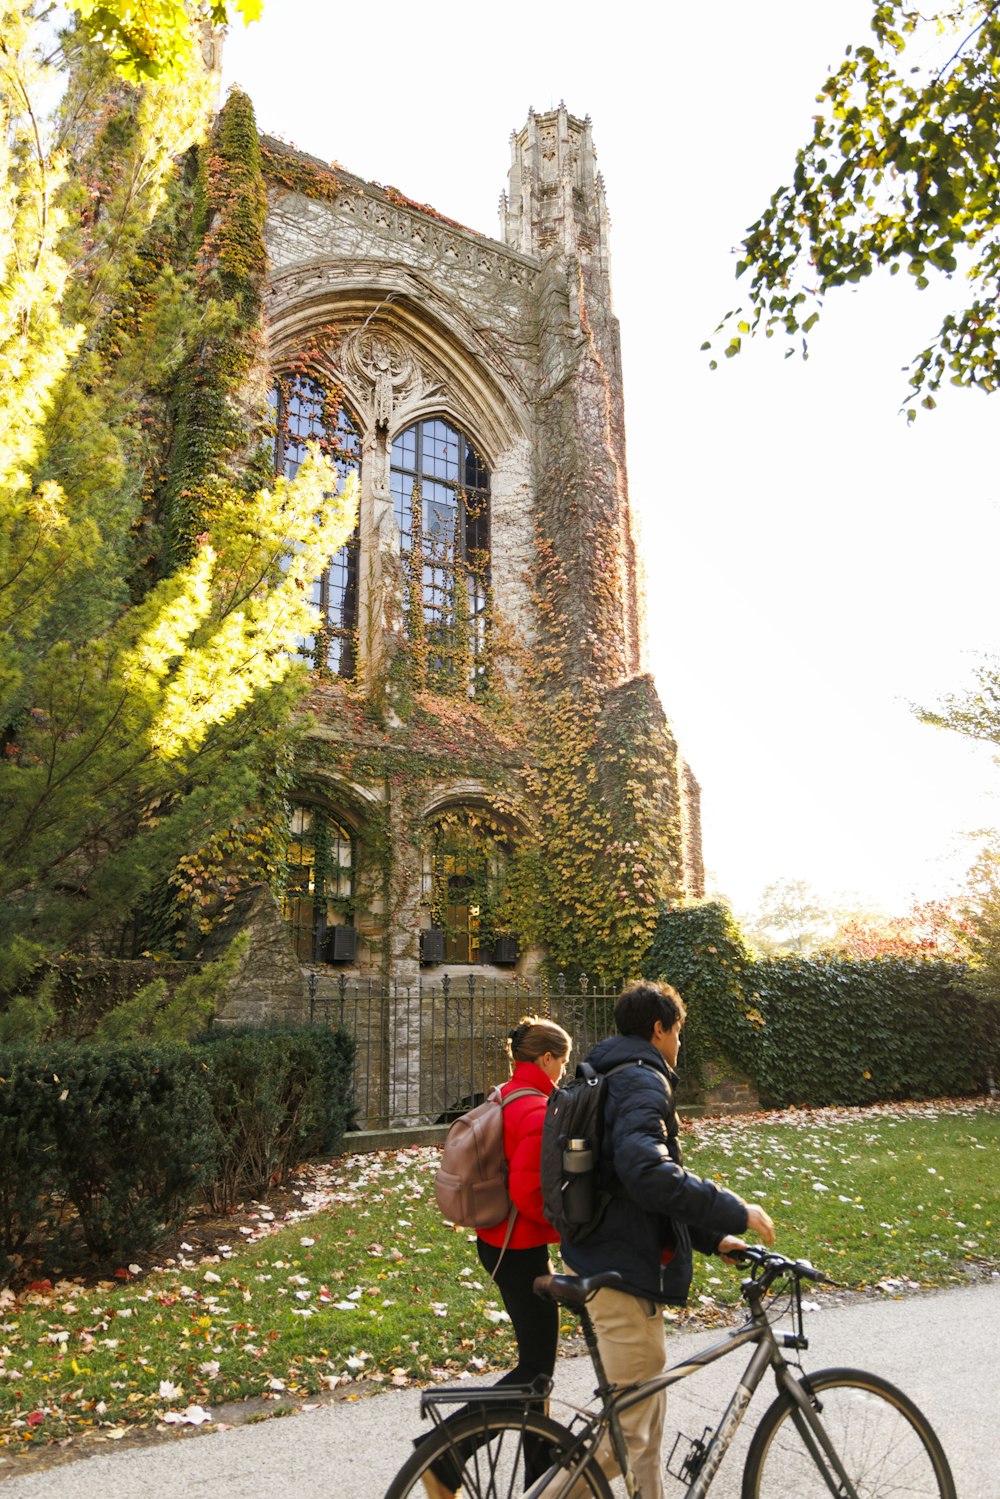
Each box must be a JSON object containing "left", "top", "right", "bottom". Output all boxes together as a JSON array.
[{"left": 652, "top": 1017, "right": 683, "bottom": 1069}]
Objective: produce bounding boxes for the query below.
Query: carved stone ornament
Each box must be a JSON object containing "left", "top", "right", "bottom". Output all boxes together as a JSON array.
[
  {"left": 364, "top": 427, "right": 390, "bottom": 497},
  {"left": 339, "top": 329, "right": 418, "bottom": 433}
]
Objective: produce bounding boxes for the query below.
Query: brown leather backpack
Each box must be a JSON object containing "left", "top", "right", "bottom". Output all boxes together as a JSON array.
[{"left": 435, "top": 1084, "right": 545, "bottom": 1266}]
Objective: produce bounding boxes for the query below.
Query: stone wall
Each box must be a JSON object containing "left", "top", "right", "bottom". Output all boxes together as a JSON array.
[
  {"left": 47, "top": 957, "right": 199, "bottom": 1037},
  {"left": 201, "top": 884, "right": 309, "bottom": 1025},
  {"left": 680, "top": 761, "right": 706, "bottom": 900}
]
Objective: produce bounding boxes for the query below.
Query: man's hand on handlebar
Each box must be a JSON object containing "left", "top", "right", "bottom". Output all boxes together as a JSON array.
[{"left": 717, "top": 1203, "right": 776, "bottom": 1263}]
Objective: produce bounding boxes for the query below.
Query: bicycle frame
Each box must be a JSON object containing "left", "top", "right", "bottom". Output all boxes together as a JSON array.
[
  {"left": 520, "top": 1290, "right": 863, "bottom": 1499},
  {"left": 418, "top": 1263, "right": 865, "bottom": 1499}
]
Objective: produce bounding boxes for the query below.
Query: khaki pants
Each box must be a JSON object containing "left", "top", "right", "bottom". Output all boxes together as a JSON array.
[{"left": 544, "top": 1273, "right": 667, "bottom": 1499}]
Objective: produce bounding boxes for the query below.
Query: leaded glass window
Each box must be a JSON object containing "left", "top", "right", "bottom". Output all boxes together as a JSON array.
[
  {"left": 421, "top": 816, "right": 508, "bottom": 964},
  {"left": 283, "top": 805, "right": 354, "bottom": 962},
  {"left": 271, "top": 376, "right": 361, "bottom": 677},
  {"left": 391, "top": 418, "right": 490, "bottom": 689}
]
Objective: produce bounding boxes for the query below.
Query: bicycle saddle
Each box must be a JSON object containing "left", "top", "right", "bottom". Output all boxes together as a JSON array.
[{"left": 533, "top": 1271, "right": 624, "bottom": 1306}]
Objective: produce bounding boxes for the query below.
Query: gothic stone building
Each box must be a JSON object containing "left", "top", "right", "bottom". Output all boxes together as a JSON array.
[{"left": 241, "top": 106, "right": 704, "bottom": 1016}]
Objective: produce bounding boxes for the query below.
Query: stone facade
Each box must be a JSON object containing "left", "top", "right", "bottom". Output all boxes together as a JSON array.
[
  {"left": 255, "top": 105, "right": 704, "bottom": 1000},
  {"left": 202, "top": 885, "right": 309, "bottom": 1025}
]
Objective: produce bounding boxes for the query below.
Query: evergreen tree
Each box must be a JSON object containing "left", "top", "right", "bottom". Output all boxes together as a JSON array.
[{"left": 0, "top": 4, "right": 356, "bottom": 992}]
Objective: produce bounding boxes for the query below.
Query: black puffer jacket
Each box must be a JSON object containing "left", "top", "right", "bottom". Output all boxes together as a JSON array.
[{"left": 561, "top": 1034, "right": 748, "bottom": 1303}]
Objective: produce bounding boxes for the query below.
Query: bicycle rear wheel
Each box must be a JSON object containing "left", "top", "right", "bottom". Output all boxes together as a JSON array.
[
  {"left": 383, "top": 1405, "right": 613, "bottom": 1499},
  {"left": 741, "top": 1366, "right": 956, "bottom": 1499}
]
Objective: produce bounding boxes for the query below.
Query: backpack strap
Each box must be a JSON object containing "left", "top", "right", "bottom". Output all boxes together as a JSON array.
[
  {"left": 607, "top": 1059, "right": 670, "bottom": 1093},
  {"left": 487, "top": 1203, "right": 519, "bottom": 1282},
  {"left": 484, "top": 1084, "right": 546, "bottom": 1279},
  {"left": 493, "top": 1085, "right": 547, "bottom": 1106},
  {"left": 574, "top": 1060, "right": 663, "bottom": 1084}
]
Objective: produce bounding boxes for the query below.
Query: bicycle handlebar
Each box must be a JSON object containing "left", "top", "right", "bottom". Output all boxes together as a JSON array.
[
  {"left": 731, "top": 1244, "right": 835, "bottom": 1288},
  {"left": 535, "top": 1249, "right": 835, "bottom": 1313}
]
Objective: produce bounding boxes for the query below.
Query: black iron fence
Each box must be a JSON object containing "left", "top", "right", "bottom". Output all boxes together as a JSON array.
[{"left": 307, "top": 971, "right": 619, "bottom": 1130}]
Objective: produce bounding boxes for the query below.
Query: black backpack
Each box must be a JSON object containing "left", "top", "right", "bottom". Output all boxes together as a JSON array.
[{"left": 539, "top": 1060, "right": 640, "bottom": 1245}]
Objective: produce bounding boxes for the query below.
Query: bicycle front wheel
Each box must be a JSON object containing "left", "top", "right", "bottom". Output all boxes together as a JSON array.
[
  {"left": 384, "top": 1405, "right": 613, "bottom": 1499},
  {"left": 742, "top": 1366, "right": 956, "bottom": 1499}
]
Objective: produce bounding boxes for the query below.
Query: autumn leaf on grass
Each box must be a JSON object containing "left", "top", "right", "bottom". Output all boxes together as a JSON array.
[{"left": 162, "top": 1406, "right": 212, "bottom": 1426}]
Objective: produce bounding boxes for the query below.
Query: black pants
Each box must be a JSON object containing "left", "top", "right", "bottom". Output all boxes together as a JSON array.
[
  {"left": 421, "top": 1239, "right": 558, "bottom": 1489},
  {"left": 476, "top": 1238, "right": 558, "bottom": 1389}
]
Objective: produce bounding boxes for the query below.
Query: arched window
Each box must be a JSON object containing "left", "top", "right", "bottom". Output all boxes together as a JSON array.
[
  {"left": 391, "top": 418, "right": 490, "bottom": 689},
  {"left": 271, "top": 375, "right": 361, "bottom": 677},
  {"left": 421, "top": 813, "right": 514, "bottom": 964},
  {"left": 283, "top": 805, "right": 354, "bottom": 962}
]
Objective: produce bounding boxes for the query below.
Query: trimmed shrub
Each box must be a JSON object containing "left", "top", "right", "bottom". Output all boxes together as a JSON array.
[
  {"left": 0, "top": 1051, "right": 64, "bottom": 1283},
  {"left": 0, "top": 1043, "right": 217, "bottom": 1277},
  {"left": 194, "top": 1025, "right": 356, "bottom": 1211},
  {"left": 646, "top": 902, "right": 999, "bottom": 1109},
  {"left": 0, "top": 1025, "right": 355, "bottom": 1284},
  {"left": 45, "top": 1043, "right": 219, "bottom": 1262},
  {"left": 750, "top": 956, "right": 995, "bottom": 1107}
]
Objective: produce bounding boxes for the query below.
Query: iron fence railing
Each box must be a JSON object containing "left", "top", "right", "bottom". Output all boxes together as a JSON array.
[{"left": 307, "top": 971, "right": 621, "bottom": 1130}]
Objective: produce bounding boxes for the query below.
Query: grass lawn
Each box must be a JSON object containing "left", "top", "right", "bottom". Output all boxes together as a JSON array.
[{"left": 1, "top": 1098, "right": 997, "bottom": 1455}]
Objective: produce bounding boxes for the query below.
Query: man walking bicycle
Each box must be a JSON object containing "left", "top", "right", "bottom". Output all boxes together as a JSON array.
[{"left": 561, "top": 981, "right": 775, "bottom": 1499}]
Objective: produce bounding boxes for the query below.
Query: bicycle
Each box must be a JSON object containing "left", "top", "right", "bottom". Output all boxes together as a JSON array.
[{"left": 384, "top": 1245, "right": 957, "bottom": 1499}]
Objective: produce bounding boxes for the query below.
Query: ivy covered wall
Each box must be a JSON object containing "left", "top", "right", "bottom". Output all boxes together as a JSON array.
[{"left": 245, "top": 105, "right": 701, "bottom": 992}]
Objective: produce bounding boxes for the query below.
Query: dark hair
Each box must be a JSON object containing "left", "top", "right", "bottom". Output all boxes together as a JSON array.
[
  {"left": 507, "top": 1015, "right": 572, "bottom": 1066},
  {"left": 614, "top": 981, "right": 686, "bottom": 1040}
]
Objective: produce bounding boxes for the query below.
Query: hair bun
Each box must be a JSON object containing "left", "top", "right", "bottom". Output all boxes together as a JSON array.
[{"left": 508, "top": 1023, "right": 528, "bottom": 1045}]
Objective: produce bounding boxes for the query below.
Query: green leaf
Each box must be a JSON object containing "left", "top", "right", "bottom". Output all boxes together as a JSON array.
[{"left": 709, "top": 1, "right": 1000, "bottom": 409}]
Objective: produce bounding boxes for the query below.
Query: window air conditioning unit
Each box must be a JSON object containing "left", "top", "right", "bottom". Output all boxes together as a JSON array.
[
  {"left": 420, "top": 927, "right": 445, "bottom": 964},
  {"left": 491, "top": 934, "right": 519, "bottom": 966},
  {"left": 325, "top": 925, "right": 357, "bottom": 963}
]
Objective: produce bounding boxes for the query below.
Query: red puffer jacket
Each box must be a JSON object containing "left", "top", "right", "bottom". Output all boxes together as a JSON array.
[{"left": 478, "top": 1060, "right": 557, "bottom": 1250}]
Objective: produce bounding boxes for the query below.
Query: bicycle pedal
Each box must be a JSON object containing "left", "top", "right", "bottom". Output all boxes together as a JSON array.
[{"left": 664, "top": 1427, "right": 712, "bottom": 1483}]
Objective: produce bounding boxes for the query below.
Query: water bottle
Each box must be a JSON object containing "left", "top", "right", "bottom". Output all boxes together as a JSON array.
[{"left": 562, "top": 1137, "right": 596, "bottom": 1225}]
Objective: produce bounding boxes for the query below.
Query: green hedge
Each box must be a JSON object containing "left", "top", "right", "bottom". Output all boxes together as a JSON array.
[
  {"left": 0, "top": 1050, "right": 65, "bottom": 1279},
  {"left": 646, "top": 903, "right": 999, "bottom": 1108},
  {"left": 0, "top": 1042, "right": 216, "bottom": 1278},
  {"left": 750, "top": 956, "right": 996, "bottom": 1107},
  {"left": 0, "top": 1025, "right": 355, "bottom": 1285},
  {"left": 197, "top": 1025, "right": 356, "bottom": 1211}
]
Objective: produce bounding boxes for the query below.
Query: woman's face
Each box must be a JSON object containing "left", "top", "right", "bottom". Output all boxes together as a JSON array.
[{"left": 537, "top": 1049, "right": 569, "bottom": 1083}]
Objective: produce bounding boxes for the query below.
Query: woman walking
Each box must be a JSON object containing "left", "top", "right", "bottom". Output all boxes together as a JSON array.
[{"left": 421, "top": 1015, "right": 572, "bottom": 1499}]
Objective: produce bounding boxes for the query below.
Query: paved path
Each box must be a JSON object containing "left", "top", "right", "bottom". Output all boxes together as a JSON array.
[{"left": 1, "top": 1281, "right": 996, "bottom": 1499}]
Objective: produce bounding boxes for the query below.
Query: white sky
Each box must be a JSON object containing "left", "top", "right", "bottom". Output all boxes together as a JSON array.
[{"left": 222, "top": 0, "right": 1000, "bottom": 922}]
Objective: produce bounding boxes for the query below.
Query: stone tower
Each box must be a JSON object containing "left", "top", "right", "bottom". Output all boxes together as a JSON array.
[
  {"left": 501, "top": 105, "right": 611, "bottom": 275},
  {"left": 502, "top": 105, "right": 643, "bottom": 686}
]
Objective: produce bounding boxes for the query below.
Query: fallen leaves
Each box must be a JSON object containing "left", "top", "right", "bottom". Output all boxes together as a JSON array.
[{"left": 2, "top": 1111, "right": 997, "bottom": 1459}]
